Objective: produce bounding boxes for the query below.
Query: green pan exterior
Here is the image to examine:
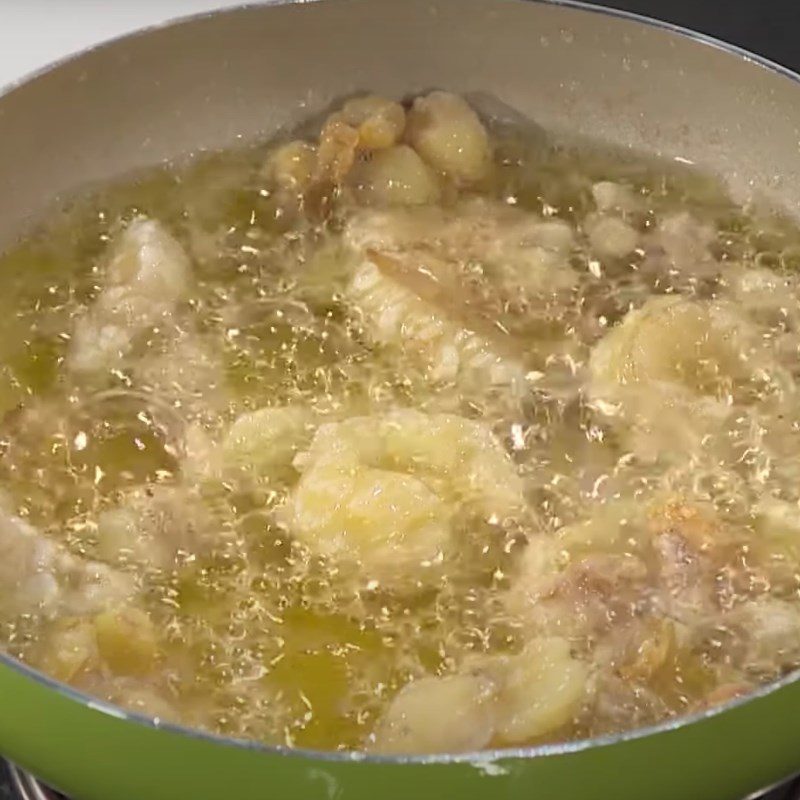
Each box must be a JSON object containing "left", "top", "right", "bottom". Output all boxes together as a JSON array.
[
  {"left": 0, "top": 655, "right": 800, "bottom": 800},
  {"left": 4, "top": 1, "right": 800, "bottom": 798}
]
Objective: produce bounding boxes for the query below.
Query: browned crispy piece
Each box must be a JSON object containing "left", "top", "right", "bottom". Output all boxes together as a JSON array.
[
  {"left": 367, "top": 248, "right": 523, "bottom": 361},
  {"left": 648, "top": 498, "right": 720, "bottom": 551}
]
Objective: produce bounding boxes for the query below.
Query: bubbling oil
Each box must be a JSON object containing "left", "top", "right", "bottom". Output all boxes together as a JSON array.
[{"left": 1, "top": 92, "right": 800, "bottom": 753}]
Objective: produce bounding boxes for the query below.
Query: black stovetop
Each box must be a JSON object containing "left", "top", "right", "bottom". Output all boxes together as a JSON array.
[{"left": 1, "top": 1, "right": 798, "bottom": 798}]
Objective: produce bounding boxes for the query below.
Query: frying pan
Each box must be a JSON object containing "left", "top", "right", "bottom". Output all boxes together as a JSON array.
[{"left": 1, "top": 1, "right": 800, "bottom": 798}]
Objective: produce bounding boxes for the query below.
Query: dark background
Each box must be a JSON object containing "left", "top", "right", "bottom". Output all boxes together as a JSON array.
[{"left": 595, "top": 0, "right": 798, "bottom": 72}]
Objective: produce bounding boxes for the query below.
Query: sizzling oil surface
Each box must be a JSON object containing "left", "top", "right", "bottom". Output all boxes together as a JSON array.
[{"left": 1, "top": 92, "right": 800, "bottom": 753}]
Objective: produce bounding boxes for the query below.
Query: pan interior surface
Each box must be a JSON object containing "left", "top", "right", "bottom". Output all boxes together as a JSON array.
[{"left": 1, "top": 0, "right": 800, "bottom": 251}]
